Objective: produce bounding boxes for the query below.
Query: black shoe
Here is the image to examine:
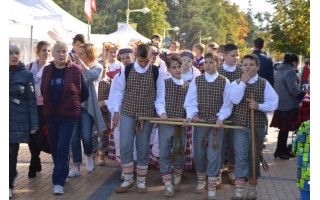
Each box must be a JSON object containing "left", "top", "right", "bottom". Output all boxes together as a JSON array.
[
  {"left": 28, "top": 170, "right": 36, "bottom": 178},
  {"left": 284, "top": 151, "right": 295, "bottom": 158},
  {"left": 274, "top": 153, "right": 290, "bottom": 160},
  {"left": 35, "top": 164, "right": 42, "bottom": 172}
]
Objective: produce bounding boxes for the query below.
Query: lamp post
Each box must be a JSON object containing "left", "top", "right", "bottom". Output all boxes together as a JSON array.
[
  {"left": 199, "top": 30, "right": 211, "bottom": 43},
  {"left": 126, "top": 0, "right": 150, "bottom": 24},
  {"left": 163, "top": 26, "right": 179, "bottom": 41}
]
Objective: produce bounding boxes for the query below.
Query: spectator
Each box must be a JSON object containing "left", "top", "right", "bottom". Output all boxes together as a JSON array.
[
  {"left": 270, "top": 53, "right": 306, "bottom": 160},
  {"left": 41, "top": 41, "right": 89, "bottom": 195},
  {"left": 25, "top": 41, "right": 52, "bottom": 178},
  {"left": 9, "top": 42, "right": 39, "bottom": 198},
  {"left": 300, "top": 61, "right": 310, "bottom": 88},
  {"left": 69, "top": 43, "right": 106, "bottom": 177},
  {"left": 252, "top": 38, "right": 274, "bottom": 87},
  {"left": 207, "top": 42, "right": 219, "bottom": 54}
]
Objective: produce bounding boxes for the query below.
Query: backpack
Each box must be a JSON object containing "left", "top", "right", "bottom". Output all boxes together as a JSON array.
[{"left": 124, "top": 63, "right": 159, "bottom": 91}]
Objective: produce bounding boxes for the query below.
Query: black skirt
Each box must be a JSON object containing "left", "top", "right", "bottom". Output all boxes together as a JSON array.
[{"left": 270, "top": 108, "right": 299, "bottom": 131}]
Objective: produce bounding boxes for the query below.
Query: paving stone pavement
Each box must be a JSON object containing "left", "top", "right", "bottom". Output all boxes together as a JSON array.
[{"left": 11, "top": 113, "right": 301, "bottom": 200}]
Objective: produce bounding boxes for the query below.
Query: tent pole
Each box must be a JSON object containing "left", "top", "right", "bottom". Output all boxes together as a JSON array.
[{"left": 87, "top": 19, "right": 90, "bottom": 42}]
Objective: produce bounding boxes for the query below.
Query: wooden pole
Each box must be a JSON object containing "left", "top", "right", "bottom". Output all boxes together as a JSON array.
[
  {"left": 139, "top": 117, "right": 232, "bottom": 124},
  {"left": 149, "top": 120, "right": 243, "bottom": 129},
  {"left": 251, "top": 93, "right": 256, "bottom": 185}
]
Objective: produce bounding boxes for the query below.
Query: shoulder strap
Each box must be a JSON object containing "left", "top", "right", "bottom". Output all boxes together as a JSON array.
[
  {"left": 125, "top": 63, "right": 134, "bottom": 83},
  {"left": 151, "top": 65, "right": 159, "bottom": 91},
  {"left": 28, "top": 62, "right": 33, "bottom": 71}
]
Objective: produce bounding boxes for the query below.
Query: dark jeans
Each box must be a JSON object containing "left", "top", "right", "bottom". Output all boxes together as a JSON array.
[
  {"left": 9, "top": 143, "right": 19, "bottom": 189},
  {"left": 28, "top": 105, "right": 45, "bottom": 172},
  {"left": 46, "top": 117, "right": 77, "bottom": 186}
]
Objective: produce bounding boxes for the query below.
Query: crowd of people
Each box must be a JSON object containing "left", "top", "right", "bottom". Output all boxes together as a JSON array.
[{"left": 9, "top": 34, "right": 310, "bottom": 199}]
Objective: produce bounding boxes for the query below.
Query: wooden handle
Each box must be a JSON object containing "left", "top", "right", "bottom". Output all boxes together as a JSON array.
[
  {"left": 139, "top": 117, "right": 232, "bottom": 124},
  {"left": 150, "top": 120, "right": 243, "bottom": 129},
  {"left": 250, "top": 93, "right": 256, "bottom": 185}
]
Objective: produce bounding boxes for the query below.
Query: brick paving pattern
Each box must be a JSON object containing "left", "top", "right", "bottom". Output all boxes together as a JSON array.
[{"left": 11, "top": 114, "right": 300, "bottom": 200}]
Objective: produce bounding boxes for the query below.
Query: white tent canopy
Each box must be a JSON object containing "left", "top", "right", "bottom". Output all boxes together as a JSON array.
[
  {"left": 9, "top": 0, "right": 89, "bottom": 62},
  {"left": 90, "top": 23, "right": 150, "bottom": 49}
]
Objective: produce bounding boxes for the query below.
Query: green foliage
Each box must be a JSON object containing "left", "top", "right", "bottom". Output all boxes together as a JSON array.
[{"left": 266, "top": 0, "right": 310, "bottom": 57}]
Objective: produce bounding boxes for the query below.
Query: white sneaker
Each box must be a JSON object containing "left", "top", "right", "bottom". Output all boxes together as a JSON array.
[
  {"left": 53, "top": 185, "right": 64, "bottom": 195},
  {"left": 68, "top": 166, "right": 81, "bottom": 177},
  {"left": 86, "top": 155, "right": 94, "bottom": 172},
  {"left": 9, "top": 188, "right": 13, "bottom": 198}
]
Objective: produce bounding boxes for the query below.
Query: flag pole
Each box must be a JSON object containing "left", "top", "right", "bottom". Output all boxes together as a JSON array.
[{"left": 87, "top": 19, "right": 90, "bottom": 42}]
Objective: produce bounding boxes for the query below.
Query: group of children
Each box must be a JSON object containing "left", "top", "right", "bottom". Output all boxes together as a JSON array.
[{"left": 91, "top": 39, "right": 279, "bottom": 200}]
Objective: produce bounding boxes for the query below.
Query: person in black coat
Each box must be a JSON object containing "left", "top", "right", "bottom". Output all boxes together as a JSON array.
[{"left": 9, "top": 42, "right": 39, "bottom": 198}]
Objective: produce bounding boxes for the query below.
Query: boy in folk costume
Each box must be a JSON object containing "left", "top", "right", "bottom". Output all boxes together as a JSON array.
[
  {"left": 230, "top": 54, "right": 278, "bottom": 200},
  {"left": 183, "top": 52, "right": 232, "bottom": 199},
  {"left": 217, "top": 43, "right": 242, "bottom": 185},
  {"left": 112, "top": 44, "right": 165, "bottom": 193},
  {"left": 154, "top": 55, "right": 189, "bottom": 197},
  {"left": 108, "top": 47, "right": 136, "bottom": 179}
]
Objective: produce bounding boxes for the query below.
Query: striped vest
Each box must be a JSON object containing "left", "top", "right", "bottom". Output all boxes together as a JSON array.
[
  {"left": 217, "top": 65, "right": 242, "bottom": 83},
  {"left": 165, "top": 78, "right": 189, "bottom": 118},
  {"left": 121, "top": 66, "right": 156, "bottom": 117},
  {"left": 195, "top": 75, "right": 226, "bottom": 124},
  {"left": 233, "top": 77, "right": 267, "bottom": 127}
]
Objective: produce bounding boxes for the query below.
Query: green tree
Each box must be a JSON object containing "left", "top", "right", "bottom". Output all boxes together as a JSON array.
[{"left": 266, "top": 0, "right": 310, "bottom": 57}]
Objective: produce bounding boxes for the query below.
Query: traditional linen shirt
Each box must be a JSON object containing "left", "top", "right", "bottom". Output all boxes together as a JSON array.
[
  {"left": 155, "top": 77, "right": 189, "bottom": 118},
  {"left": 230, "top": 74, "right": 278, "bottom": 127},
  {"left": 113, "top": 60, "right": 165, "bottom": 115},
  {"left": 184, "top": 72, "right": 232, "bottom": 122}
]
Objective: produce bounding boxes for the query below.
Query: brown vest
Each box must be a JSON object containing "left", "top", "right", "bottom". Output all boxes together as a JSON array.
[
  {"left": 195, "top": 75, "right": 226, "bottom": 124},
  {"left": 233, "top": 77, "right": 267, "bottom": 127},
  {"left": 164, "top": 78, "right": 189, "bottom": 118},
  {"left": 121, "top": 66, "right": 156, "bottom": 117},
  {"left": 217, "top": 65, "right": 242, "bottom": 83}
]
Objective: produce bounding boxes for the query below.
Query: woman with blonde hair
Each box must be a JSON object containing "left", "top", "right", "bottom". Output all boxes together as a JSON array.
[{"left": 68, "top": 43, "right": 106, "bottom": 177}]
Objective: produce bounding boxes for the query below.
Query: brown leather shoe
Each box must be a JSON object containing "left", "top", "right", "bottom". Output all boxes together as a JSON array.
[
  {"left": 115, "top": 182, "right": 134, "bottom": 193},
  {"left": 193, "top": 187, "right": 205, "bottom": 194},
  {"left": 136, "top": 187, "right": 147, "bottom": 194}
]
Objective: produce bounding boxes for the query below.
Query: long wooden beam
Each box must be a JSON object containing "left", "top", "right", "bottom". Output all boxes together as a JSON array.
[
  {"left": 149, "top": 120, "right": 243, "bottom": 129},
  {"left": 139, "top": 117, "right": 232, "bottom": 124}
]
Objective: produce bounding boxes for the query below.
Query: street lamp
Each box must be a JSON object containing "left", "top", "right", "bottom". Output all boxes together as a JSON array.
[
  {"left": 163, "top": 26, "right": 179, "bottom": 40},
  {"left": 199, "top": 30, "right": 211, "bottom": 43},
  {"left": 126, "top": 0, "right": 150, "bottom": 24},
  {"left": 200, "top": 37, "right": 211, "bottom": 43}
]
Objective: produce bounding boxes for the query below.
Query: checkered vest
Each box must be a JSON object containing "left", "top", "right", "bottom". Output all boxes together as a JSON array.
[
  {"left": 121, "top": 66, "right": 156, "bottom": 117},
  {"left": 217, "top": 65, "right": 242, "bottom": 120},
  {"left": 98, "top": 79, "right": 111, "bottom": 102},
  {"left": 217, "top": 65, "right": 242, "bottom": 82},
  {"left": 164, "top": 78, "right": 189, "bottom": 118},
  {"left": 195, "top": 75, "right": 226, "bottom": 124},
  {"left": 233, "top": 77, "right": 267, "bottom": 127}
]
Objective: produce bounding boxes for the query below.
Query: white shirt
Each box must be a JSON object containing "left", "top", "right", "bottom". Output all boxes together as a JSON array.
[
  {"left": 113, "top": 60, "right": 165, "bottom": 113},
  {"left": 182, "top": 66, "right": 201, "bottom": 82},
  {"left": 155, "top": 77, "right": 184, "bottom": 116},
  {"left": 222, "top": 62, "right": 237, "bottom": 72},
  {"left": 184, "top": 72, "right": 232, "bottom": 120},
  {"left": 229, "top": 74, "right": 278, "bottom": 112}
]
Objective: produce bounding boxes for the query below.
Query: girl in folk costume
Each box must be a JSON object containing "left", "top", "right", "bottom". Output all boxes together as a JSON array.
[
  {"left": 229, "top": 54, "right": 278, "bottom": 200},
  {"left": 112, "top": 44, "right": 165, "bottom": 194},
  {"left": 216, "top": 43, "right": 242, "bottom": 186},
  {"left": 155, "top": 55, "right": 189, "bottom": 197},
  {"left": 183, "top": 52, "right": 232, "bottom": 200},
  {"left": 180, "top": 50, "right": 201, "bottom": 83}
]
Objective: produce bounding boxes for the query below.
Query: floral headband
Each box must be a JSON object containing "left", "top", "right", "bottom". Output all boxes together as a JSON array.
[
  {"left": 130, "top": 40, "right": 145, "bottom": 48},
  {"left": 102, "top": 42, "right": 120, "bottom": 50}
]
